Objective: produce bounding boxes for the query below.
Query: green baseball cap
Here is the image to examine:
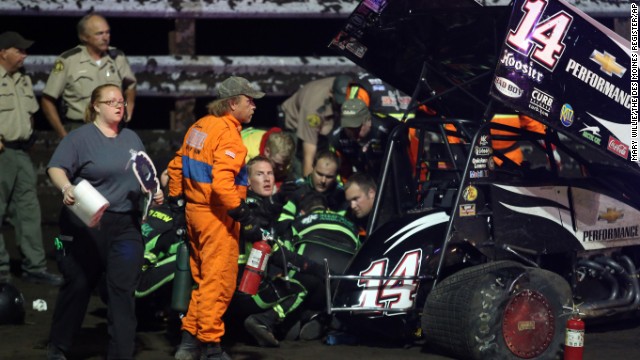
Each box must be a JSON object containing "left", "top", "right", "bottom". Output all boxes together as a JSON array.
[
  {"left": 341, "top": 99, "right": 370, "bottom": 128},
  {"left": 332, "top": 75, "right": 352, "bottom": 105},
  {"left": 217, "top": 76, "right": 265, "bottom": 99},
  {"left": 0, "top": 31, "right": 33, "bottom": 50}
]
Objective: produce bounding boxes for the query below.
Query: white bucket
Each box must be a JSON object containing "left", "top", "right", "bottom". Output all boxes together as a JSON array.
[{"left": 67, "top": 179, "right": 110, "bottom": 228}]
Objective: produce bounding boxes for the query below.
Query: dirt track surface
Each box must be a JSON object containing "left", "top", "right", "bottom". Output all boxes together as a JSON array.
[{"left": 2, "top": 227, "right": 640, "bottom": 359}]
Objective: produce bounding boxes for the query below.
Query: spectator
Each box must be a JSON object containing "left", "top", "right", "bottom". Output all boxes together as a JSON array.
[
  {"left": 41, "top": 13, "right": 137, "bottom": 138},
  {"left": 276, "top": 151, "right": 346, "bottom": 234},
  {"left": 330, "top": 98, "right": 397, "bottom": 179},
  {"left": 279, "top": 76, "right": 352, "bottom": 176},
  {"left": 0, "top": 31, "right": 62, "bottom": 286},
  {"left": 241, "top": 127, "right": 296, "bottom": 188},
  {"left": 344, "top": 172, "right": 377, "bottom": 238},
  {"left": 45, "top": 84, "right": 163, "bottom": 360},
  {"left": 167, "top": 76, "right": 265, "bottom": 360}
]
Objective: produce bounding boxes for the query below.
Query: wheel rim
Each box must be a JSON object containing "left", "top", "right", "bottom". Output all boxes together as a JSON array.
[{"left": 502, "top": 289, "right": 555, "bottom": 359}]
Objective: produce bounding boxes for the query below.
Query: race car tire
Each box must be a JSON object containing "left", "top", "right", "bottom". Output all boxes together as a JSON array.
[{"left": 422, "top": 262, "right": 571, "bottom": 360}]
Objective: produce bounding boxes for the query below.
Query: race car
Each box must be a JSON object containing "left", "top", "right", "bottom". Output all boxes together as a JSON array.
[{"left": 325, "top": 1, "right": 635, "bottom": 359}]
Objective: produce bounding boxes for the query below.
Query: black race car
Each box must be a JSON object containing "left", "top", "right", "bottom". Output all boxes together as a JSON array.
[{"left": 325, "top": 1, "right": 636, "bottom": 359}]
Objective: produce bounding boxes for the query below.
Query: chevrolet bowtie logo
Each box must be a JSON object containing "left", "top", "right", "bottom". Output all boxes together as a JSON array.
[
  {"left": 590, "top": 50, "right": 626, "bottom": 78},
  {"left": 598, "top": 208, "right": 624, "bottom": 223}
]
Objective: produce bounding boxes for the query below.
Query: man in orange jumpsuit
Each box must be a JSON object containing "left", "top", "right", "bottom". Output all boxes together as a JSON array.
[{"left": 168, "top": 76, "right": 265, "bottom": 360}]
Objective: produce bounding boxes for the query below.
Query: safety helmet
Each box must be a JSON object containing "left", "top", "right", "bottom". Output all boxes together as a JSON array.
[{"left": 0, "top": 282, "right": 26, "bottom": 325}]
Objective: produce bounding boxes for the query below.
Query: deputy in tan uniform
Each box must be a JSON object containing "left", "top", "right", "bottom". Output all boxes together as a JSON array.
[
  {"left": 41, "top": 13, "right": 137, "bottom": 138},
  {"left": 0, "top": 31, "right": 63, "bottom": 286},
  {"left": 280, "top": 75, "right": 351, "bottom": 176}
]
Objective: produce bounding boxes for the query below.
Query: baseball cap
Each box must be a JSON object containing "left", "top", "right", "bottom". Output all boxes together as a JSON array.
[
  {"left": 332, "top": 75, "right": 352, "bottom": 105},
  {"left": 341, "top": 99, "right": 370, "bottom": 128},
  {"left": 0, "top": 31, "right": 34, "bottom": 50},
  {"left": 217, "top": 76, "right": 265, "bottom": 99}
]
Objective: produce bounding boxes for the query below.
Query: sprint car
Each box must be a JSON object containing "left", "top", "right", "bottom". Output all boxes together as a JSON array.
[{"left": 326, "top": 1, "right": 636, "bottom": 359}]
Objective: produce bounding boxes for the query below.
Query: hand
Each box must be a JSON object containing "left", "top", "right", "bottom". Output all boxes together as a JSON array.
[
  {"left": 152, "top": 190, "right": 164, "bottom": 205},
  {"left": 280, "top": 180, "right": 300, "bottom": 196},
  {"left": 228, "top": 201, "right": 252, "bottom": 224},
  {"left": 62, "top": 185, "right": 76, "bottom": 206}
]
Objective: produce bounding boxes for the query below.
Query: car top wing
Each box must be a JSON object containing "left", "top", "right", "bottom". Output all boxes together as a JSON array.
[{"left": 491, "top": 0, "right": 636, "bottom": 170}]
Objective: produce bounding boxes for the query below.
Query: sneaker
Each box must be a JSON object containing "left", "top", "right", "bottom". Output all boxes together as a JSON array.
[
  {"left": 0, "top": 270, "right": 11, "bottom": 283},
  {"left": 200, "top": 343, "right": 231, "bottom": 360},
  {"left": 244, "top": 314, "right": 279, "bottom": 347},
  {"left": 22, "top": 270, "right": 63, "bottom": 286},
  {"left": 175, "top": 331, "right": 201, "bottom": 360},
  {"left": 46, "top": 343, "right": 67, "bottom": 360}
]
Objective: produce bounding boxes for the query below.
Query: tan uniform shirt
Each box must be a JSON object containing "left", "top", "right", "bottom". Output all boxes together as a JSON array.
[
  {"left": 280, "top": 77, "right": 336, "bottom": 145},
  {"left": 42, "top": 45, "right": 136, "bottom": 122},
  {"left": 0, "top": 66, "right": 38, "bottom": 141}
]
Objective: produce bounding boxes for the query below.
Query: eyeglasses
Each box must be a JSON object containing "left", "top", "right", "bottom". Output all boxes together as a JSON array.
[{"left": 97, "top": 100, "right": 127, "bottom": 108}]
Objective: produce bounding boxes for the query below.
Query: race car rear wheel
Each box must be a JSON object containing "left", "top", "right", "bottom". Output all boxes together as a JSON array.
[{"left": 422, "top": 263, "right": 571, "bottom": 360}]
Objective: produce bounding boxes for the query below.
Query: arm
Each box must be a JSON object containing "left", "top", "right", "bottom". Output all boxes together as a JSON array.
[
  {"left": 302, "top": 141, "right": 316, "bottom": 177},
  {"left": 124, "top": 86, "right": 136, "bottom": 122},
  {"left": 41, "top": 95, "right": 67, "bottom": 138},
  {"left": 47, "top": 167, "right": 75, "bottom": 205}
]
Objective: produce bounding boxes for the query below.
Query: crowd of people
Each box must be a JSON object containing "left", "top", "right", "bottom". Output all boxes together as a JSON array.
[{"left": 0, "top": 11, "right": 401, "bottom": 360}]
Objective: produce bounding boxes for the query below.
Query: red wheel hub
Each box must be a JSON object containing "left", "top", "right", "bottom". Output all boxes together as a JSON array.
[{"left": 502, "top": 289, "right": 555, "bottom": 358}]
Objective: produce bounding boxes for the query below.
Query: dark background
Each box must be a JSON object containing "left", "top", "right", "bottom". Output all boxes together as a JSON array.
[{"left": 0, "top": 15, "right": 349, "bottom": 131}]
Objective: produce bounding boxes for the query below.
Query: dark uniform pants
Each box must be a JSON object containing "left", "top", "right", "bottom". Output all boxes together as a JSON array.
[
  {"left": 0, "top": 147, "right": 46, "bottom": 273},
  {"left": 50, "top": 208, "right": 143, "bottom": 359}
]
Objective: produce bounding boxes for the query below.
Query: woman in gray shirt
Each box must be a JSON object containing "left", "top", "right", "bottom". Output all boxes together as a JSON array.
[{"left": 45, "top": 84, "right": 163, "bottom": 360}]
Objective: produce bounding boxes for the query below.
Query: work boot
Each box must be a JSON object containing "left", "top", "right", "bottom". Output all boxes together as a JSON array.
[
  {"left": 22, "top": 269, "right": 63, "bottom": 286},
  {"left": 175, "top": 330, "right": 201, "bottom": 360},
  {"left": 244, "top": 310, "right": 279, "bottom": 347},
  {"left": 200, "top": 342, "right": 231, "bottom": 360},
  {"left": 46, "top": 343, "right": 67, "bottom": 360}
]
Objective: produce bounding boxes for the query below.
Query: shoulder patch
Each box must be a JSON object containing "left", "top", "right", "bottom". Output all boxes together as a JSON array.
[
  {"left": 108, "top": 48, "right": 124, "bottom": 59},
  {"left": 306, "top": 113, "right": 321, "bottom": 128},
  {"left": 225, "top": 150, "right": 236, "bottom": 159},
  {"left": 52, "top": 60, "right": 64, "bottom": 73},
  {"left": 60, "top": 47, "right": 82, "bottom": 59}
]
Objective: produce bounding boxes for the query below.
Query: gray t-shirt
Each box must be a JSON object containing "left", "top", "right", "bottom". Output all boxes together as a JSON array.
[{"left": 48, "top": 123, "right": 145, "bottom": 213}]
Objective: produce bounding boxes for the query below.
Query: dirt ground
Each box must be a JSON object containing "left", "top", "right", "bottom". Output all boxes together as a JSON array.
[{"left": 2, "top": 226, "right": 640, "bottom": 360}]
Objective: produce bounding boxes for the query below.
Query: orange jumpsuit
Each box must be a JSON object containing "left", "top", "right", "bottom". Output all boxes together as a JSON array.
[{"left": 167, "top": 114, "right": 248, "bottom": 343}]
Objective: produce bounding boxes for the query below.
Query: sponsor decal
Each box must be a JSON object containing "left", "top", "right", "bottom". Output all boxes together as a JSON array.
[
  {"left": 459, "top": 204, "right": 476, "bottom": 217},
  {"left": 598, "top": 208, "right": 624, "bottom": 223},
  {"left": 462, "top": 186, "right": 478, "bottom": 202},
  {"left": 583, "top": 225, "right": 638, "bottom": 242},
  {"left": 579, "top": 124, "right": 602, "bottom": 145},
  {"left": 472, "top": 158, "right": 488, "bottom": 169},
  {"left": 528, "top": 87, "right": 554, "bottom": 117},
  {"left": 607, "top": 136, "right": 629, "bottom": 159},
  {"left": 494, "top": 76, "right": 524, "bottom": 98},
  {"left": 479, "top": 134, "right": 490, "bottom": 146},
  {"left": 565, "top": 59, "right": 632, "bottom": 110},
  {"left": 469, "top": 170, "right": 488, "bottom": 179},
  {"left": 499, "top": 51, "right": 545, "bottom": 82},
  {"left": 559, "top": 103, "right": 574, "bottom": 127},
  {"left": 590, "top": 50, "right": 627, "bottom": 78},
  {"left": 474, "top": 146, "right": 493, "bottom": 156}
]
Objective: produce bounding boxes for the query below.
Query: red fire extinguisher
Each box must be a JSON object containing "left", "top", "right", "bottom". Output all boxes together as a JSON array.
[
  {"left": 564, "top": 315, "right": 585, "bottom": 360},
  {"left": 238, "top": 239, "right": 272, "bottom": 295}
]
